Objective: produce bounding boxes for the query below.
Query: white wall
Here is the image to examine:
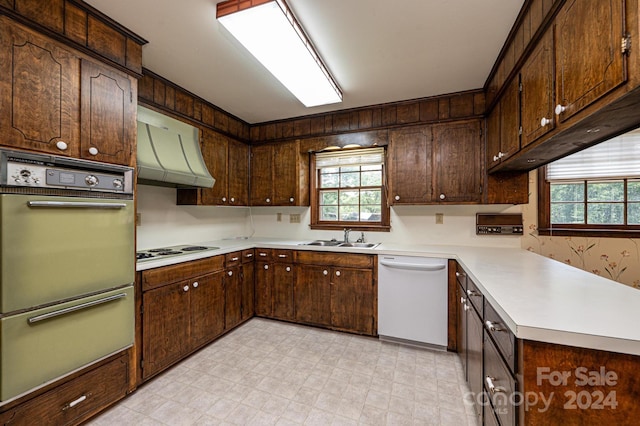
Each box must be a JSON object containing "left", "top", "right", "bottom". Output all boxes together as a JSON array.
[{"left": 137, "top": 184, "right": 524, "bottom": 249}]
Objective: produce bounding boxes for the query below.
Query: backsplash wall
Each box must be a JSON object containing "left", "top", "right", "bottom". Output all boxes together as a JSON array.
[{"left": 521, "top": 172, "right": 640, "bottom": 289}]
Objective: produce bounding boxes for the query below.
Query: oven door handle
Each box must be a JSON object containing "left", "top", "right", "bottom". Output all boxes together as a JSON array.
[
  {"left": 27, "top": 201, "right": 128, "bottom": 209},
  {"left": 27, "top": 293, "right": 127, "bottom": 324}
]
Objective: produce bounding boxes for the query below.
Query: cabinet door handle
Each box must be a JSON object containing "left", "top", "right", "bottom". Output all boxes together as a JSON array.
[
  {"left": 192, "top": 282, "right": 199, "bottom": 288},
  {"left": 540, "top": 117, "right": 552, "bottom": 127},
  {"left": 289, "top": 197, "right": 294, "bottom": 203},
  {"left": 485, "top": 320, "right": 502, "bottom": 332},
  {"left": 335, "top": 271, "right": 341, "bottom": 277},
  {"left": 394, "top": 195, "right": 400, "bottom": 201},
  {"left": 456, "top": 271, "right": 466, "bottom": 278},
  {"left": 439, "top": 193, "right": 446, "bottom": 200},
  {"left": 62, "top": 394, "right": 88, "bottom": 410},
  {"left": 485, "top": 376, "right": 505, "bottom": 394},
  {"left": 466, "top": 289, "right": 479, "bottom": 297},
  {"left": 264, "top": 265, "right": 269, "bottom": 270},
  {"left": 183, "top": 285, "right": 189, "bottom": 292},
  {"left": 460, "top": 296, "right": 467, "bottom": 304},
  {"left": 266, "top": 198, "right": 271, "bottom": 203},
  {"left": 323, "top": 270, "right": 328, "bottom": 275},
  {"left": 88, "top": 147, "right": 99, "bottom": 156},
  {"left": 228, "top": 271, "right": 233, "bottom": 276},
  {"left": 555, "top": 104, "right": 567, "bottom": 115},
  {"left": 464, "top": 304, "right": 470, "bottom": 311},
  {"left": 56, "top": 141, "right": 68, "bottom": 151},
  {"left": 230, "top": 197, "right": 235, "bottom": 203},
  {"left": 286, "top": 266, "right": 291, "bottom": 272},
  {"left": 222, "top": 197, "right": 227, "bottom": 202}
]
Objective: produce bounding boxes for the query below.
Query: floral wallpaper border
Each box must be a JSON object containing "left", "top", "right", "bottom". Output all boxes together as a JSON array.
[{"left": 521, "top": 172, "right": 640, "bottom": 289}]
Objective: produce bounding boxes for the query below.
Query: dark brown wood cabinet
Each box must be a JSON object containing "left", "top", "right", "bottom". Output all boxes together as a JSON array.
[
  {"left": 250, "top": 141, "right": 309, "bottom": 206},
  {"left": 293, "top": 251, "right": 377, "bottom": 336},
  {"left": 241, "top": 249, "right": 255, "bottom": 321},
  {"left": 177, "top": 132, "right": 249, "bottom": 206},
  {"left": 253, "top": 249, "right": 295, "bottom": 321},
  {"left": 388, "top": 126, "right": 433, "bottom": 204},
  {"left": 224, "top": 252, "right": 243, "bottom": 330},
  {"left": 272, "top": 262, "right": 295, "bottom": 320},
  {"left": 80, "top": 59, "right": 135, "bottom": 165},
  {"left": 0, "top": 17, "right": 136, "bottom": 166},
  {"left": 254, "top": 250, "right": 273, "bottom": 317},
  {"left": 554, "top": 0, "right": 627, "bottom": 123},
  {"left": 488, "top": 78, "right": 521, "bottom": 170},
  {"left": 520, "top": 29, "right": 555, "bottom": 148},
  {"left": 0, "top": 351, "right": 130, "bottom": 426},
  {"left": 0, "top": 17, "right": 80, "bottom": 157},
  {"left": 140, "top": 257, "right": 225, "bottom": 380}
]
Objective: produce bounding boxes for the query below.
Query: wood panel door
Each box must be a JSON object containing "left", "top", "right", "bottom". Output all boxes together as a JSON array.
[
  {"left": 273, "top": 140, "right": 299, "bottom": 205},
  {"left": 142, "top": 281, "right": 190, "bottom": 379},
  {"left": 241, "top": 262, "right": 255, "bottom": 321},
  {"left": 80, "top": 59, "right": 135, "bottom": 166},
  {"left": 254, "top": 261, "right": 273, "bottom": 317},
  {"left": 200, "top": 130, "right": 229, "bottom": 205},
  {"left": 250, "top": 144, "right": 273, "bottom": 206},
  {"left": 294, "top": 265, "right": 331, "bottom": 326},
  {"left": 432, "top": 120, "right": 483, "bottom": 203},
  {"left": 521, "top": 29, "right": 555, "bottom": 148},
  {"left": 467, "top": 303, "right": 484, "bottom": 424},
  {"left": 389, "top": 126, "right": 433, "bottom": 204},
  {"left": 456, "top": 283, "right": 468, "bottom": 380},
  {"left": 330, "top": 267, "right": 375, "bottom": 335},
  {"left": 224, "top": 265, "right": 242, "bottom": 330},
  {"left": 228, "top": 139, "right": 249, "bottom": 206},
  {"left": 0, "top": 18, "right": 80, "bottom": 157},
  {"left": 272, "top": 263, "right": 295, "bottom": 320},
  {"left": 190, "top": 272, "right": 225, "bottom": 350},
  {"left": 499, "top": 77, "right": 521, "bottom": 163},
  {"left": 486, "top": 103, "right": 501, "bottom": 170},
  {"left": 555, "top": 0, "right": 626, "bottom": 122}
]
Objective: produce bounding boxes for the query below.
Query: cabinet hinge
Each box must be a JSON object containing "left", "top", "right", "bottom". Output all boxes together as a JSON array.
[
  {"left": 518, "top": 126, "right": 523, "bottom": 135},
  {"left": 622, "top": 34, "right": 632, "bottom": 55},
  {"left": 140, "top": 360, "right": 144, "bottom": 369},
  {"left": 519, "top": 82, "right": 523, "bottom": 92}
]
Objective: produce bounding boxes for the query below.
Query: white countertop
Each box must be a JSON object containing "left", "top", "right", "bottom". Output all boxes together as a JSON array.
[{"left": 137, "top": 238, "right": 640, "bottom": 357}]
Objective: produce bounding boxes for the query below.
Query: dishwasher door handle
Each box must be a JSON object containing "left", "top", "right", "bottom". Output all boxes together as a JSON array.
[{"left": 379, "top": 261, "right": 446, "bottom": 271}]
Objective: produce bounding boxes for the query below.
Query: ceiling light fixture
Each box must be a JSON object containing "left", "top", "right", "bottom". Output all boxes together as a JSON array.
[{"left": 217, "top": 0, "right": 342, "bottom": 108}]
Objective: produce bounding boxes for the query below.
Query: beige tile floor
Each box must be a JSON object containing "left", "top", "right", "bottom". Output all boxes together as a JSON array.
[{"left": 88, "top": 318, "right": 477, "bottom": 426}]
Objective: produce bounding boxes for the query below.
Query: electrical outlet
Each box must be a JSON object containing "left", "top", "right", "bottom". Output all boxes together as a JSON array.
[
  {"left": 136, "top": 213, "right": 142, "bottom": 226},
  {"left": 277, "top": 212, "right": 282, "bottom": 222},
  {"left": 435, "top": 213, "right": 444, "bottom": 224},
  {"left": 290, "top": 213, "right": 300, "bottom": 223}
]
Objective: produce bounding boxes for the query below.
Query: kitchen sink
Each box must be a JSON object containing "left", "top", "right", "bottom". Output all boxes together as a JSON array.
[{"left": 302, "top": 240, "right": 379, "bottom": 249}]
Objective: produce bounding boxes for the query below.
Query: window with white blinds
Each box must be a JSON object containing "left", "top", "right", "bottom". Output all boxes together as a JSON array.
[{"left": 542, "top": 128, "right": 640, "bottom": 231}]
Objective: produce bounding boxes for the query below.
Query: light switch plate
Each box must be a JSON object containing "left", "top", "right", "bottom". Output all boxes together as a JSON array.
[{"left": 290, "top": 214, "right": 301, "bottom": 223}]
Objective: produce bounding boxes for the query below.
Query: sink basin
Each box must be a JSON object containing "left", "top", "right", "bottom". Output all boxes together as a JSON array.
[
  {"left": 338, "top": 242, "right": 380, "bottom": 248},
  {"left": 304, "top": 240, "right": 342, "bottom": 246}
]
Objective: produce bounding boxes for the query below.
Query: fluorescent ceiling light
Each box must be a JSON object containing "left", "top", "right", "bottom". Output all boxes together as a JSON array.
[{"left": 217, "top": 0, "right": 342, "bottom": 107}]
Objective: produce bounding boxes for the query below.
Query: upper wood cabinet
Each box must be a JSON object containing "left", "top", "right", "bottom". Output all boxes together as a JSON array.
[
  {"left": 390, "top": 120, "right": 484, "bottom": 204},
  {"left": 250, "top": 140, "right": 309, "bottom": 206},
  {"left": 0, "top": 18, "right": 80, "bottom": 157},
  {"left": 487, "top": 78, "right": 521, "bottom": 170},
  {"left": 80, "top": 59, "right": 136, "bottom": 165},
  {"left": 389, "top": 126, "right": 433, "bottom": 204},
  {"left": 177, "top": 131, "right": 249, "bottom": 206},
  {"left": 554, "top": 0, "right": 627, "bottom": 123},
  {"left": 520, "top": 30, "right": 555, "bottom": 148},
  {"left": 0, "top": 17, "right": 136, "bottom": 166}
]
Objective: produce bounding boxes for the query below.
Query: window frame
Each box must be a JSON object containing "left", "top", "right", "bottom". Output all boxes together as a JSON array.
[
  {"left": 310, "top": 150, "right": 390, "bottom": 232},
  {"left": 537, "top": 167, "right": 640, "bottom": 238}
]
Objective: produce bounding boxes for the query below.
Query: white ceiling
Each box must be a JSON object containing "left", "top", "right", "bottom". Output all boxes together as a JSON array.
[{"left": 85, "top": 0, "right": 524, "bottom": 124}]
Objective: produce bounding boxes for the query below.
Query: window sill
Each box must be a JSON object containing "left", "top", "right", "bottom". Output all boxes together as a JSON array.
[
  {"left": 538, "top": 228, "right": 640, "bottom": 238},
  {"left": 310, "top": 223, "right": 391, "bottom": 232}
]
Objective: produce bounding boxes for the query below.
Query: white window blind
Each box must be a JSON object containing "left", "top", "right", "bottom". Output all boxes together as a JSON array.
[
  {"left": 546, "top": 129, "right": 640, "bottom": 181},
  {"left": 315, "top": 147, "right": 385, "bottom": 169}
]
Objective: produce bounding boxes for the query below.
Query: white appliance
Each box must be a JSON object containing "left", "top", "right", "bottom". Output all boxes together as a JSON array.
[{"left": 378, "top": 255, "right": 448, "bottom": 350}]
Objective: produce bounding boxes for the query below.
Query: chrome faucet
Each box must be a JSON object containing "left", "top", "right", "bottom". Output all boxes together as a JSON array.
[
  {"left": 343, "top": 228, "right": 351, "bottom": 243},
  {"left": 356, "top": 232, "right": 366, "bottom": 243}
]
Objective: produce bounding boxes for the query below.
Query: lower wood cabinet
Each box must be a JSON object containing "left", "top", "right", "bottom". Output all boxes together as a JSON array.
[
  {"left": 253, "top": 249, "right": 295, "bottom": 321},
  {"left": 140, "top": 256, "right": 226, "bottom": 380},
  {"left": 0, "top": 351, "right": 130, "bottom": 426},
  {"left": 294, "top": 264, "right": 331, "bottom": 326}
]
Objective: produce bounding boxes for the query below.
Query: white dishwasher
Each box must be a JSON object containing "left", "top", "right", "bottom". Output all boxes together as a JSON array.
[{"left": 378, "top": 255, "right": 448, "bottom": 350}]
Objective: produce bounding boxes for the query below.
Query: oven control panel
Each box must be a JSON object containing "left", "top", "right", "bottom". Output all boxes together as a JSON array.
[{"left": 0, "top": 149, "right": 133, "bottom": 194}]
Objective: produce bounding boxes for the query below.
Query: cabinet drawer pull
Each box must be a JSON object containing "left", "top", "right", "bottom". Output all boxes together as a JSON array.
[
  {"left": 485, "top": 376, "right": 505, "bottom": 394},
  {"left": 466, "top": 289, "right": 480, "bottom": 297},
  {"left": 485, "top": 320, "right": 502, "bottom": 332},
  {"left": 455, "top": 271, "right": 466, "bottom": 278},
  {"left": 555, "top": 104, "right": 567, "bottom": 115},
  {"left": 245, "top": 253, "right": 253, "bottom": 258},
  {"left": 63, "top": 394, "right": 88, "bottom": 410},
  {"left": 259, "top": 253, "right": 267, "bottom": 257},
  {"left": 231, "top": 257, "right": 239, "bottom": 261},
  {"left": 278, "top": 254, "right": 287, "bottom": 258}
]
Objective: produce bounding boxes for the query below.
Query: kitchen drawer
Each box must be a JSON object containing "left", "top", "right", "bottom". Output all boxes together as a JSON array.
[
  {"left": 241, "top": 249, "right": 255, "bottom": 263},
  {"left": 484, "top": 300, "right": 516, "bottom": 373},
  {"left": 272, "top": 249, "right": 293, "bottom": 262},
  {"left": 142, "top": 256, "right": 224, "bottom": 291},
  {"left": 225, "top": 251, "right": 243, "bottom": 267},
  {"left": 0, "top": 352, "right": 129, "bottom": 426},
  {"left": 484, "top": 332, "right": 517, "bottom": 426},
  {"left": 255, "top": 248, "right": 272, "bottom": 261},
  {"left": 295, "top": 251, "right": 374, "bottom": 268},
  {"left": 466, "top": 277, "right": 483, "bottom": 316}
]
